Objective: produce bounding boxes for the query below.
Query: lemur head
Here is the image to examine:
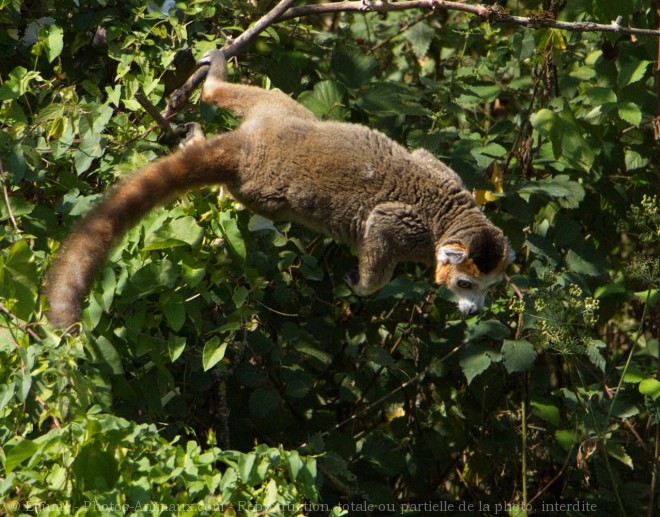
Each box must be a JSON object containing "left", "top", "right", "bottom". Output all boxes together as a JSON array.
[{"left": 435, "top": 228, "right": 514, "bottom": 317}]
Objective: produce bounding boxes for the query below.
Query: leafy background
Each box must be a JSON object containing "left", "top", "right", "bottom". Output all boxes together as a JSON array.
[{"left": 0, "top": 0, "right": 659, "bottom": 515}]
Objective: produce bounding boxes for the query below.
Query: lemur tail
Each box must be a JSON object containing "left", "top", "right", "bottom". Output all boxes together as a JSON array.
[{"left": 43, "top": 135, "right": 240, "bottom": 329}]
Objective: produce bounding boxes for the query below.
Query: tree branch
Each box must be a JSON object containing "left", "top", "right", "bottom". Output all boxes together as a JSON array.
[
  {"left": 281, "top": 0, "right": 660, "bottom": 36},
  {"left": 163, "top": 0, "right": 660, "bottom": 118}
]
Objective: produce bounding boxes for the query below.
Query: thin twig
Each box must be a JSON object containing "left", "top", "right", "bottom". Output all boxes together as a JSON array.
[
  {"left": 528, "top": 444, "right": 575, "bottom": 505},
  {"left": 0, "top": 302, "right": 41, "bottom": 342},
  {"left": 135, "top": 89, "right": 175, "bottom": 139}
]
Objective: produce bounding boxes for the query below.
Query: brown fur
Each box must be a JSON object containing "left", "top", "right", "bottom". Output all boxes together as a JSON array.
[{"left": 43, "top": 50, "right": 511, "bottom": 328}]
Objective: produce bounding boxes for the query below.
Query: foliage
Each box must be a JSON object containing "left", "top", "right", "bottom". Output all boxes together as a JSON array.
[{"left": 1, "top": 0, "right": 659, "bottom": 515}]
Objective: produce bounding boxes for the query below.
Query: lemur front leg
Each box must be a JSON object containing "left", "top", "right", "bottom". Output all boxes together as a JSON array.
[{"left": 347, "top": 202, "right": 432, "bottom": 295}]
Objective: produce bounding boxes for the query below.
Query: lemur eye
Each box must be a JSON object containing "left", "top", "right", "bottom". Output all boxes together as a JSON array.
[{"left": 457, "top": 280, "right": 473, "bottom": 289}]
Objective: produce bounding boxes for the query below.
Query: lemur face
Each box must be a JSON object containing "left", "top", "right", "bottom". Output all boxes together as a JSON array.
[{"left": 435, "top": 242, "right": 514, "bottom": 317}]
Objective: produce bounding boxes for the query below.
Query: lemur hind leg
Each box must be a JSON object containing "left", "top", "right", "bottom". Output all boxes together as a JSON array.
[
  {"left": 198, "top": 49, "right": 315, "bottom": 121},
  {"left": 348, "top": 202, "right": 433, "bottom": 296}
]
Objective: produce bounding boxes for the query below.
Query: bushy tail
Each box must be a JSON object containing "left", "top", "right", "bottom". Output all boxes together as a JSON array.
[{"left": 43, "top": 135, "right": 238, "bottom": 329}]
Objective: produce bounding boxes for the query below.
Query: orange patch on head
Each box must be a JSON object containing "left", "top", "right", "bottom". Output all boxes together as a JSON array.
[
  {"left": 435, "top": 262, "right": 452, "bottom": 285},
  {"left": 435, "top": 258, "right": 481, "bottom": 286}
]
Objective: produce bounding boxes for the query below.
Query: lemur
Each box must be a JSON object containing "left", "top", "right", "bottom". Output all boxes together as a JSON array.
[{"left": 43, "top": 49, "right": 514, "bottom": 329}]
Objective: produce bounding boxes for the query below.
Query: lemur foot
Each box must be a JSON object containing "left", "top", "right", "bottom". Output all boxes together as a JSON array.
[
  {"left": 198, "top": 49, "right": 229, "bottom": 81},
  {"left": 197, "top": 49, "right": 216, "bottom": 67},
  {"left": 179, "top": 122, "right": 205, "bottom": 148}
]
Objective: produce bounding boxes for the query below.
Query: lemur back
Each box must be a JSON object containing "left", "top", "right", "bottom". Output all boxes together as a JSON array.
[{"left": 44, "top": 50, "right": 512, "bottom": 329}]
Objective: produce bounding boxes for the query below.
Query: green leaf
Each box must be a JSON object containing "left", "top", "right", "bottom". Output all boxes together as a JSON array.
[
  {"left": 127, "top": 260, "right": 177, "bottom": 298},
  {"left": 72, "top": 443, "right": 120, "bottom": 490},
  {"left": 331, "top": 47, "right": 379, "bottom": 88},
  {"left": 606, "top": 399, "right": 639, "bottom": 419},
  {"left": 264, "top": 478, "right": 278, "bottom": 507},
  {"left": 501, "top": 339, "right": 537, "bottom": 373},
  {"left": 168, "top": 335, "right": 187, "bottom": 363},
  {"left": 219, "top": 213, "right": 246, "bottom": 262},
  {"left": 618, "top": 102, "right": 642, "bottom": 127},
  {"left": 3, "top": 239, "right": 38, "bottom": 320},
  {"left": 238, "top": 452, "right": 256, "bottom": 483},
  {"left": 285, "top": 450, "right": 304, "bottom": 480},
  {"left": 364, "top": 345, "right": 395, "bottom": 367},
  {"left": 0, "top": 384, "right": 15, "bottom": 413},
  {"left": 406, "top": 22, "right": 435, "bottom": 60},
  {"left": 145, "top": 216, "right": 203, "bottom": 250},
  {"left": 594, "top": 283, "right": 626, "bottom": 299},
  {"left": 530, "top": 397, "right": 560, "bottom": 426},
  {"left": 471, "top": 142, "right": 508, "bottom": 168},
  {"left": 566, "top": 245, "right": 608, "bottom": 277},
  {"left": 459, "top": 83, "right": 502, "bottom": 104},
  {"left": 92, "top": 336, "right": 125, "bottom": 374},
  {"left": 374, "top": 276, "right": 429, "bottom": 303},
  {"left": 531, "top": 105, "right": 595, "bottom": 172},
  {"left": 617, "top": 59, "right": 651, "bottom": 89},
  {"left": 163, "top": 296, "right": 186, "bottom": 331},
  {"left": 74, "top": 133, "right": 104, "bottom": 174},
  {"left": 359, "top": 82, "right": 428, "bottom": 116},
  {"left": 586, "top": 340, "right": 606, "bottom": 373},
  {"left": 624, "top": 149, "right": 649, "bottom": 171},
  {"left": 620, "top": 366, "right": 645, "bottom": 384},
  {"left": 635, "top": 289, "right": 660, "bottom": 307},
  {"left": 45, "top": 25, "right": 64, "bottom": 62},
  {"left": 248, "top": 214, "right": 278, "bottom": 233},
  {"left": 0, "top": 196, "right": 34, "bottom": 221},
  {"left": 249, "top": 386, "right": 279, "bottom": 418},
  {"left": 555, "top": 429, "right": 577, "bottom": 451},
  {"left": 467, "top": 319, "right": 511, "bottom": 341},
  {"left": 459, "top": 343, "right": 499, "bottom": 385},
  {"left": 5, "top": 439, "right": 39, "bottom": 474},
  {"left": 232, "top": 286, "right": 249, "bottom": 308},
  {"left": 300, "top": 254, "right": 324, "bottom": 281},
  {"left": 639, "top": 378, "right": 660, "bottom": 400},
  {"left": 516, "top": 176, "right": 585, "bottom": 209},
  {"left": 13, "top": 368, "right": 32, "bottom": 403},
  {"left": 606, "top": 442, "right": 633, "bottom": 469},
  {"left": 202, "top": 337, "right": 228, "bottom": 371},
  {"left": 295, "top": 343, "right": 333, "bottom": 366},
  {"left": 0, "top": 66, "right": 39, "bottom": 101},
  {"left": 297, "top": 80, "right": 349, "bottom": 120}
]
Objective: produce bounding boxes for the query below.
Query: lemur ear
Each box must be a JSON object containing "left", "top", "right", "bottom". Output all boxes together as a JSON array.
[{"left": 437, "top": 243, "right": 467, "bottom": 265}]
